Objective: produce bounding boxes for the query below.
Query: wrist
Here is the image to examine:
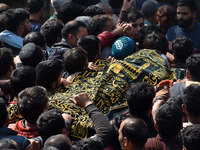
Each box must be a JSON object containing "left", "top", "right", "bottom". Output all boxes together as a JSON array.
[{"left": 84, "top": 101, "right": 93, "bottom": 108}]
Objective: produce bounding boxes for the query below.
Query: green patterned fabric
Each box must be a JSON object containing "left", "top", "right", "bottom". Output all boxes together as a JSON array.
[{"left": 8, "top": 49, "right": 176, "bottom": 139}]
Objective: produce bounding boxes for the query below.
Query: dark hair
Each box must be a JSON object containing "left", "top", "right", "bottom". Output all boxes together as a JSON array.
[
  {"left": 141, "top": 0, "right": 160, "bottom": 18},
  {"left": 23, "top": 31, "right": 46, "bottom": 49},
  {"left": 181, "top": 124, "right": 200, "bottom": 150},
  {"left": 0, "top": 38, "right": 4, "bottom": 48},
  {"left": 41, "top": 20, "right": 63, "bottom": 47},
  {"left": 122, "top": 117, "right": 148, "bottom": 148},
  {"left": 62, "top": 21, "right": 87, "bottom": 41},
  {"left": 127, "top": 10, "right": 144, "bottom": 23},
  {"left": 77, "top": 35, "right": 100, "bottom": 62},
  {"left": 44, "top": 134, "right": 71, "bottom": 150},
  {"left": 182, "top": 84, "right": 200, "bottom": 117},
  {"left": 73, "top": 138, "right": 103, "bottom": 150},
  {"left": 42, "top": 146, "right": 59, "bottom": 150},
  {"left": 0, "top": 98, "right": 8, "bottom": 127},
  {"left": 57, "top": 2, "right": 84, "bottom": 24},
  {"left": 63, "top": 47, "right": 88, "bottom": 75},
  {"left": 0, "top": 48, "right": 13, "bottom": 78},
  {"left": 35, "top": 60, "right": 63, "bottom": 90},
  {"left": 88, "top": 14, "right": 113, "bottom": 36},
  {"left": 37, "top": 109, "right": 66, "bottom": 142},
  {"left": 0, "top": 3, "right": 10, "bottom": 14},
  {"left": 186, "top": 54, "right": 200, "bottom": 81},
  {"left": 109, "top": 0, "right": 123, "bottom": 9},
  {"left": 0, "top": 138, "right": 18, "bottom": 149},
  {"left": 11, "top": 66, "right": 36, "bottom": 97},
  {"left": 177, "top": 0, "right": 198, "bottom": 12},
  {"left": 18, "top": 86, "right": 48, "bottom": 124},
  {"left": 172, "top": 36, "right": 193, "bottom": 63},
  {"left": 84, "top": 5, "right": 106, "bottom": 17},
  {"left": 142, "top": 31, "right": 168, "bottom": 54},
  {"left": 166, "top": 95, "right": 183, "bottom": 110},
  {"left": 4, "top": 8, "right": 30, "bottom": 33},
  {"left": 26, "top": 0, "right": 44, "bottom": 14},
  {"left": 156, "top": 104, "right": 182, "bottom": 138}
]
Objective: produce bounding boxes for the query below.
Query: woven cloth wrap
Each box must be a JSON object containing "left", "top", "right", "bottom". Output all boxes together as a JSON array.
[{"left": 8, "top": 49, "right": 176, "bottom": 139}]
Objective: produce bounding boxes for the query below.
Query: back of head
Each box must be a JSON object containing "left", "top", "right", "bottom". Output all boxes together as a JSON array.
[
  {"left": 0, "top": 98, "right": 8, "bottom": 127},
  {"left": 18, "top": 86, "right": 48, "bottom": 124},
  {"left": 0, "top": 138, "right": 18, "bottom": 149},
  {"left": 172, "top": 36, "right": 193, "bottom": 63},
  {"left": 4, "top": 8, "right": 30, "bottom": 33},
  {"left": 141, "top": 0, "right": 160, "bottom": 18},
  {"left": 74, "top": 16, "right": 92, "bottom": 27},
  {"left": 62, "top": 20, "right": 87, "bottom": 41},
  {"left": 84, "top": 5, "right": 106, "bottom": 17},
  {"left": 121, "top": 117, "right": 148, "bottom": 149},
  {"left": 0, "top": 3, "right": 10, "bottom": 14},
  {"left": 11, "top": 66, "right": 36, "bottom": 97},
  {"left": 186, "top": 54, "right": 200, "bottom": 81},
  {"left": 0, "top": 47, "right": 13, "bottom": 78},
  {"left": 44, "top": 134, "right": 72, "bottom": 150},
  {"left": 63, "top": 47, "right": 88, "bottom": 75},
  {"left": 127, "top": 10, "right": 144, "bottom": 23},
  {"left": 177, "top": 0, "right": 198, "bottom": 12},
  {"left": 51, "top": 0, "right": 70, "bottom": 11},
  {"left": 57, "top": 2, "right": 84, "bottom": 24},
  {"left": 182, "top": 84, "right": 200, "bottom": 118},
  {"left": 142, "top": 31, "right": 168, "bottom": 54},
  {"left": 125, "top": 82, "right": 155, "bottom": 118},
  {"left": 41, "top": 20, "right": 63, "bottom": 47},
  {"left": 35, "top": 59, "right": 63, "bottom": 90},
  {"left": 77, "top": 35, "right": 100, "bottom": 62},
  {"left": 26, "top": 0, "right": 44, "bottom": 14},
  {"left": 37, "top": 109, "right": 66, "bottom": 142},
  {"left": 109, "top": 0, "right": 123, "bottom": 10},
  {"left": 155, "top": 103, "right": 182, "bottom": 138},
  {"left": 19, "top": 43, "right": 44, "bottom": 68},
  {"left": 181, "top": 124, "right": 200, "bottom": 150},
  {"left": 73, "top": 138, "right": 103, "bottom": 150}
]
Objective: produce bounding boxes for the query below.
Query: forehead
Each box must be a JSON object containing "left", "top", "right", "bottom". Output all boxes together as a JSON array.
[
  {"left": 130, "top": 17, "right": 144, "bottom": 25},
  {"left": 177, "top": 6, "right": 192, "bottom": 13}
]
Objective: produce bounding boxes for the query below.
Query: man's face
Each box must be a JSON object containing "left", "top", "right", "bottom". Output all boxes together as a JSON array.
[
  {"left": 177, "top": 6, "right": 195, "bottom": 29},
  {"left": 118, "top": 120, "right": 126, "bottom": 150},
  {"left": 130, "top": 18, "right": 144, "bottom": 41},
  {"left": 22, "top": 18, "right": 31, "bottom": 37}
]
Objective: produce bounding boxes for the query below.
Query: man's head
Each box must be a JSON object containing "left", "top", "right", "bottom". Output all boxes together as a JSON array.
[
  {"left": 186, "top": 54, "right": 200, "bottom": 81},
  {"left": 73, "top": 138, "right": 103, "bottom": 150},
  {"left": 84, "top": 5, "right": 106, "bottom": 17},
  {"left": 155, "top": 104, "right": 182, "bottom": 138},
  {"left": 176, "top": 0, "right": 198, "bottom": 30},
  {"left": 18, "top": 86, "right": 49, "bottom": 124},
  {"left": 37, "top": 109, "right": 67, "bottom": 142},
  {"left": 51, "top": 0, "right": 71, "bottom": 12},
  {"left": 118, "top": 117, "right": 148, "bottom": 150},
  {"left": 44, "top": 134, "right": 72, "bottom": 150},
  {"left": 125, "top": 82, "right": 155, "bottom": 119},
  {"left": 62, "top": 21, "right": 88, "bottom": 47},
  {"left": 0, "top": 98, "right": 8, "bottom": 127},
  {"left": 0, "top": 48, "right": 14, "bottom": 79},
  {"left": 4, "top": 8, "right": 31, "bottom": 37},
  {"left": 181, "top": 124, "right": 200, "bottom": 150},
  {"left": 26, "top": 0, "right": 44, "bottom": 15},
  {"left": 172, "top": 35, "right": 193, "bottom": 64},
  {"left": 35, "top": 60, "right": 63, "bottom": 90},
  {"left": 77, "top": 35, "right": 100, "bottom": 62},
  {"left": 0, "top": 138, "right": 18, "bottom": 149},
  {"left": 0, "top": 3, "right": 10, "bottom": 14},
  {"left": 127, "top": 10, "right": 144, "bottom": 41}
]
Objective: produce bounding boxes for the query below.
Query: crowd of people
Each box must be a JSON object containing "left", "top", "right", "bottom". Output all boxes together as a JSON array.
[{"left": 0, "top": 0, "right": 200, "bottom": 149}]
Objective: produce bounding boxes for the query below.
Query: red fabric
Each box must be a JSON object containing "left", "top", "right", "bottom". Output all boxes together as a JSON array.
[
  {"left": 8, "top": 120, "right": 39, "bottom": 138},
  {"left": 98, "top": 31, "right": 115, "bottom": 49}
]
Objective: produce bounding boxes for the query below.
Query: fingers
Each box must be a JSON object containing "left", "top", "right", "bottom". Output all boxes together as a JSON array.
[{"left": 69, "top": 98, "right": 77, "bottom": 105}]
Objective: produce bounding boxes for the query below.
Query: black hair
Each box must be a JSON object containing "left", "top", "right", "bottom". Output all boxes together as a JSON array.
[
  {"left": 26, "top": 0, "right": 44, "bottom": 14},
  {"left": 4, "top": 8, "right": 30, "bottom": 33},
  {"left": 62, "top": 21, "right": 87, "bottom": 41},
  {"left": 84, "top": 5, "right": 106, "bottom": 17},
  {"left": 141, "top": 0, "right": 160, "bottom": 18},
  {"left": 155, "top": 104, "right": 182, "bottom": 138},
  {"left": 125, "top": 82, "right": 155, "bottom": 119},
  {"left": 57, "top": 2, "right": 84, "bottom": 24},
  {"left": 182, "top": 84, "right": 200, "bottom": 118},
  {"left": 177, "top": 0, "right": 198, "bottom": 12},
  {"left": 109, "top": 0, "right": 123, "bottom": 9},
  {"left": 166, "top": 95, "right": 183, "bottom": 110},
  {"left": 181, "top": 124, "right": 200, "bottom": 150},
  {"left": 172, "top": 35, "right": 193, "bottom": 63},
  {"left": 0, "top": 98, "right": 8, "bottom": 127},
  {"left": 41, "top": 146, "right": 59, "bottom": 150},
  {"left": 11, "top": 66, "right": 36, "bottom": 97},
  {"left": 0, "top": 3, "right": 10, "bottom": 14},
  {"left": 0, "top": 138, "right": 18, "bottom": 149},
  {"left": 122, "top": 117, "right": 148, "bottom": 149},
  {"left": 18, "top": 86, "right": 48, "bottom": 124},
  {"left": 40, "top": 20, "right": 63, "bottom": 47},
  {"left": 63, "top": 47, "right": 88, "bottom": 75},
  {"left": 0, "top": 48, "right": 14, "bottom": 78},
  {"left": 142, "top": 31, "right": 168, "bottom": 54},
  {"left": 35, "top": 59, "right": 63, "bottom": 90},
  {"left": 0, "top": 38, "right": 5, "bottom": 48},
  {"left": 37, "top": 109, "right": 66, "bottom": 142},
  {"left": 88, "top": 14, "right": 113, "bottom": 36},
  {"left": 186, "top": 54, "right": 200, "bottom": 81},
  {"left": 127, "top": 10, "right": 144, "bottom": 23},
  {"left": 77, "top": 35, "right": 100, "bottom": 62}
]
